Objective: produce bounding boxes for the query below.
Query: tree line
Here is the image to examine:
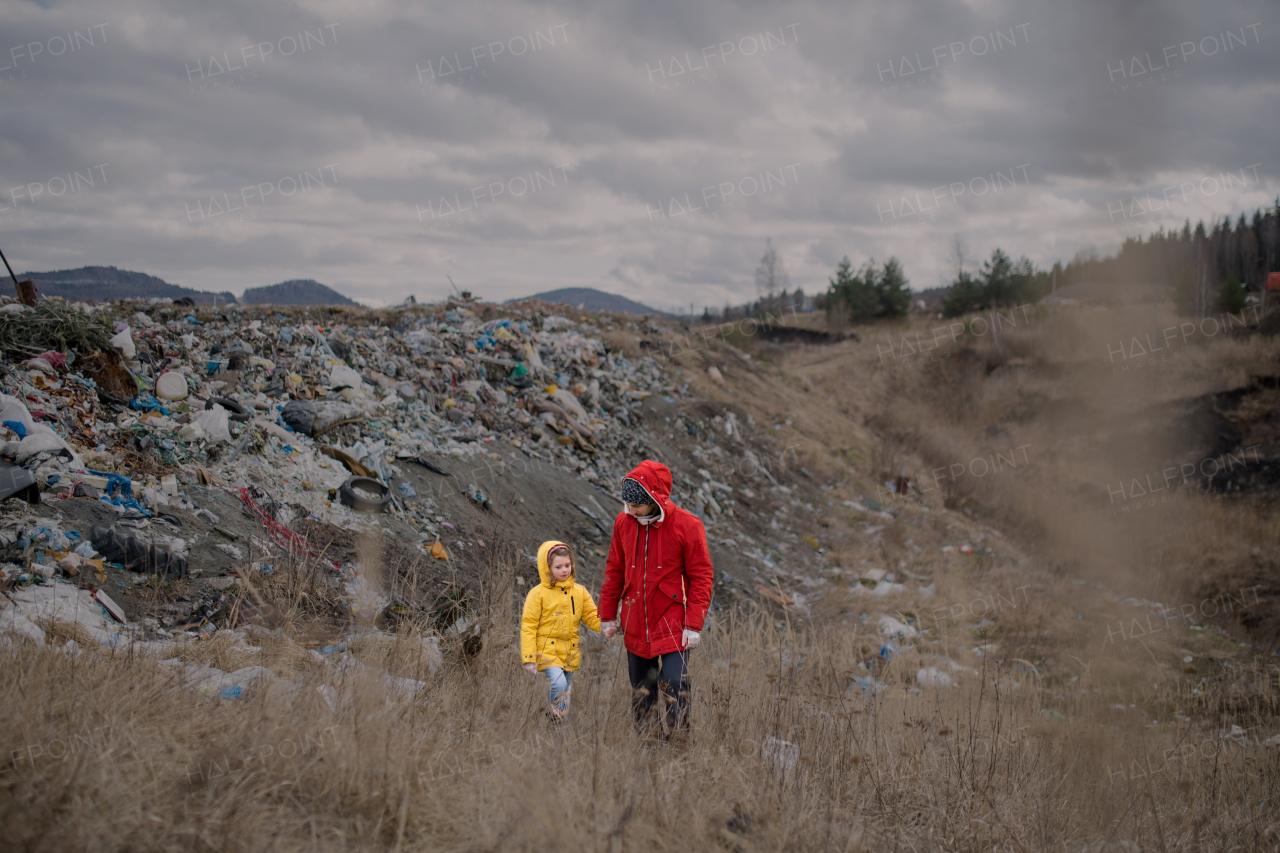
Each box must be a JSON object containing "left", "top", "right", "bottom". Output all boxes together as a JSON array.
[{"left": 696, "top": 206, "right": 1280, "bottom": 327}]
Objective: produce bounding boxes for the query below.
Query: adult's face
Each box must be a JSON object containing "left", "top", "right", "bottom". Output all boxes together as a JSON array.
[{"left": 626, "top": 502, "right": 658, "bottom": 517}]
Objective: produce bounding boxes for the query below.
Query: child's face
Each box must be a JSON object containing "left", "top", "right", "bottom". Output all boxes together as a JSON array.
[{"left": 550, "top": 554, "right": 573, "bottom": 582}]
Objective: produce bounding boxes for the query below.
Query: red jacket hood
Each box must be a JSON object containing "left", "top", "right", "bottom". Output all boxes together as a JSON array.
[{"left": 623, "top": 460, "right": 674, "bottom": 521}]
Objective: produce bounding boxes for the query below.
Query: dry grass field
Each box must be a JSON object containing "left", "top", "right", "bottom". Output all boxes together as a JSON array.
[{"left": 3, "top": 301, "right": 1279, "bottom": 852}]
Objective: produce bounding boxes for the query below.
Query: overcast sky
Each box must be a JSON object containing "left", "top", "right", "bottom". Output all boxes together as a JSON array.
[{"left": 0, "top": 0, "right": 1274, "bottom": 309}]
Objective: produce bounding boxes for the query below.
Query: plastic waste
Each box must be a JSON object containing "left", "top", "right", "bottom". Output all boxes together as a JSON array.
[
  {"left": 878, "top": 615, "right": 917, "bottom": 639},
  {"left": 109, "top": 326, "right": 136, "bottom": 358},
  {"left": 0, "top": 460, "right": 40, "bottom": 503},
  {"left": 0, "top": 393, "right": 81, "bottom": 466},
  {"left": 192, "top": 405, "right": 231, "bottom": 443},
  {"left": 329, "top": 363, "right": 366, "bottom": 399},
  {"left": 281, "top": 400, "right": 318, "bottom": 435},
  {"left": 916, "top": 667, "right": 954, "bottom": 687},
  {"left": 90, "top": 525, "right": 189, "bottom": 580},
  {"left": 155, "top": 372, "right": 189, "bottom": 401}
]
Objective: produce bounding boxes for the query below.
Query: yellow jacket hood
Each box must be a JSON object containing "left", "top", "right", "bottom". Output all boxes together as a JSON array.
[{"left": 537, "top": 539, "right": 574, "bottom": 589}]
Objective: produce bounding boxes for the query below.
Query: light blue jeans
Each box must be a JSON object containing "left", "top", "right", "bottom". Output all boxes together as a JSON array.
[{"left": 544, "top": 666, "right": 573, "bottom": 711}]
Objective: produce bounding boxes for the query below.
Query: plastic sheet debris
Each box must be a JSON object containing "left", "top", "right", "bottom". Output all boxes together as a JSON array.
[
  {"left": 915, "top": 667, "right": 954, "bottom": 687},
  {"left": 0, "top": 579, "right": 128, "bottom": 648},
  {"left": 109, "top": 326, "right": 136, "bottom": 358},
  {"left": 90, "top": 525, "right": 189, "bottom": 580},
  {"left": 401, "top": 456, "right": 451, "bottom": 476},
  {"left": 192, "top": 405, "right": 231, "bottom": 443},
  {"left": 852, "top": 676, "right": 888, "bottom": 695},
  {"left": 878, "top": 615, "right": 917, "bottom": 639},
  {"left": 0, "top": 459, "right": 39, "bottom": 503}
]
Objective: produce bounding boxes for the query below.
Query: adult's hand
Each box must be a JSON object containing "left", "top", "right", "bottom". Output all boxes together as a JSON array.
[
  {"left": 523, "top": 663, "right": 537, "bottom": 675},
  {"left": 601, "top": 620, "right": 618, "bottom": 639},
  {"left": 682, "top": 629, "right": 701, "bottom": 649}
]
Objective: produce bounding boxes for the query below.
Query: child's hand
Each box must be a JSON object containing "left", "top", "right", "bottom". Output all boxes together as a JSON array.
[{"left": 523, "top": 663, "right": 537, "bottom": 675}]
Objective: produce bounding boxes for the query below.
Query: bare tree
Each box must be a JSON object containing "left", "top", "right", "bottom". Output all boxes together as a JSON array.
[
  {"left": 947, "top": 234, "right": 970, "bottom": 280},
  {"left": 755, "top": 238, "right": 790, "bottom": 302}
]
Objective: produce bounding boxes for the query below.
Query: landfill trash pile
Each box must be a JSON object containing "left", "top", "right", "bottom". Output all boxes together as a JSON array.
[{"left": 0, "top": 290, "right": 955, "bottom": 705}]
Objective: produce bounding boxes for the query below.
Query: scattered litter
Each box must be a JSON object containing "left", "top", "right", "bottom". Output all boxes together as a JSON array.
[
  {"left": 338, "top": 476, "right": 391, "bottom": 512},
  {"left": 916, "top": 667, "right": 953, "bottom": 687},
  {"left": 852, "top": 676, "right": 888, "bottom": 695},
  {"left": 878, "top": 615, "right": 917, "bottom": 639},
  {"left": 761, "top": 736, "right": 799, "bottom": 775}
]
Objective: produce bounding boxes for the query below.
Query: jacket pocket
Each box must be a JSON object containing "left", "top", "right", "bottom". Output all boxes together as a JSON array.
[{"left": 655, "top": 574, "right": 686, "bottom": 618}]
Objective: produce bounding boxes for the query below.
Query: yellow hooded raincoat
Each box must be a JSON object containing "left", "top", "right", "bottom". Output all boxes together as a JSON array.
[{"left": 520, "top": 540, "right": 602, "bottom": 672}]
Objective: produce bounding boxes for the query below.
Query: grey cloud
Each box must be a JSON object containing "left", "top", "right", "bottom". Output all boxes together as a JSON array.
[{"left": 0, "top": 0, "right": 1274, "bottom": 305}]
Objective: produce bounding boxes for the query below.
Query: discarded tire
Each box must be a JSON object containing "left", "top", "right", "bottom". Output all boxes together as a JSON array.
[
  {"left": 206, "top": 396, "right": 251, "bottom": 422},
  {"left": 338, "top": 476, "right": 391, "bottom": 512}
]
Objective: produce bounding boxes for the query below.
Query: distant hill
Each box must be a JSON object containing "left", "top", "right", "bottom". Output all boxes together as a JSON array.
[
  {"left": 509, "top": 287, "right": 670, "bottom": 316},
  {"left": 22, "top": 266, "right": 234, "bottom": 304},
  {"left": 239, "top": 279, "right": 358, "bottom": 306}
]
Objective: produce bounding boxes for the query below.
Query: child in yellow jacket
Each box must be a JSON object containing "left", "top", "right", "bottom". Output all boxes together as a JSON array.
[{"left": 521, "top": 541, "right": 602, "bottom": 719}]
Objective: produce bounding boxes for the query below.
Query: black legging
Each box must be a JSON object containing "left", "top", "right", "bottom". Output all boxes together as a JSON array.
[{"left": 627, "top": 650, "right": 690, "bottom": 730}]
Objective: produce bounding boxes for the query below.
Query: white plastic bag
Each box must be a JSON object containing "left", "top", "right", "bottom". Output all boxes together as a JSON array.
[
  {"left": 0, "top": 393, "right": 82, "bottom": 466},
  {"left": 192, "top": 405, "right": 231, "bottom": 442},
  {"left": 109, "top": 326, "right": 136, "bottom": 358},
  {"left": 329, "top": 363, "right": 367, "bottom": 400}
]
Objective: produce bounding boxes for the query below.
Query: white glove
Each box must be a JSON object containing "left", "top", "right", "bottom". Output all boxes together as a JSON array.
[
  {"left": 682, "top": 629, "right": 700, "bottom": 649},
  {"left": 601, "top": 621, "right": 618, "bottom": 638}
]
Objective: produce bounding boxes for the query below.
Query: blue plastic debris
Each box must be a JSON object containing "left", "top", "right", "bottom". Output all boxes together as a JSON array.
[
  {"left": 853, "top": 677, "right": 888, "bottom": 695},
  {"left": 129, "top": 395, "right": 171, "bottom": 417},
  {"left": 397, "top": 482, "right": 417, "bottom": 498},
  {"left": 3, "top": 420, "right": 27, "bottom": 438},
  {"left": 219, "top": 685, "right": 244, "bottom": 699},
  {"left": 99, "top": 494, "right": 151, "bottom": 516},
  {"left": 86, "top": 470, "right": 132, "bottom": 497},
  {"left": 879, "top": 642, "right": 897, "bottom": 660}
]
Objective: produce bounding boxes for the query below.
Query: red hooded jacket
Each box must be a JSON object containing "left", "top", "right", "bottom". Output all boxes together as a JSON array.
[{"left": 598, "top": 460, "right": 714, "bottom": 658}]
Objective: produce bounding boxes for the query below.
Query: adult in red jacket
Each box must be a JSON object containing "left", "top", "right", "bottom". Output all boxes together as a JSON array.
[{"left": 598, "top": 460, "right": 714, "bottom": 730}]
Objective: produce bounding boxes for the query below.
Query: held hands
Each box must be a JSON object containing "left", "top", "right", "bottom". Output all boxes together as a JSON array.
[
  {"left": 601, "top": 620, "right": 618, "bottom": 639},
  {"left": 522, "top": 663, "right": 537, "bottom": 675},
  {"left": 682, "top": 629, "right": 701, "bottom": 649}
]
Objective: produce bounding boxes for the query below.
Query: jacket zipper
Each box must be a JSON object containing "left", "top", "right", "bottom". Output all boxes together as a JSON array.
[{"left": 642, "top": 524, "right": 650, "bottom": 645}]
